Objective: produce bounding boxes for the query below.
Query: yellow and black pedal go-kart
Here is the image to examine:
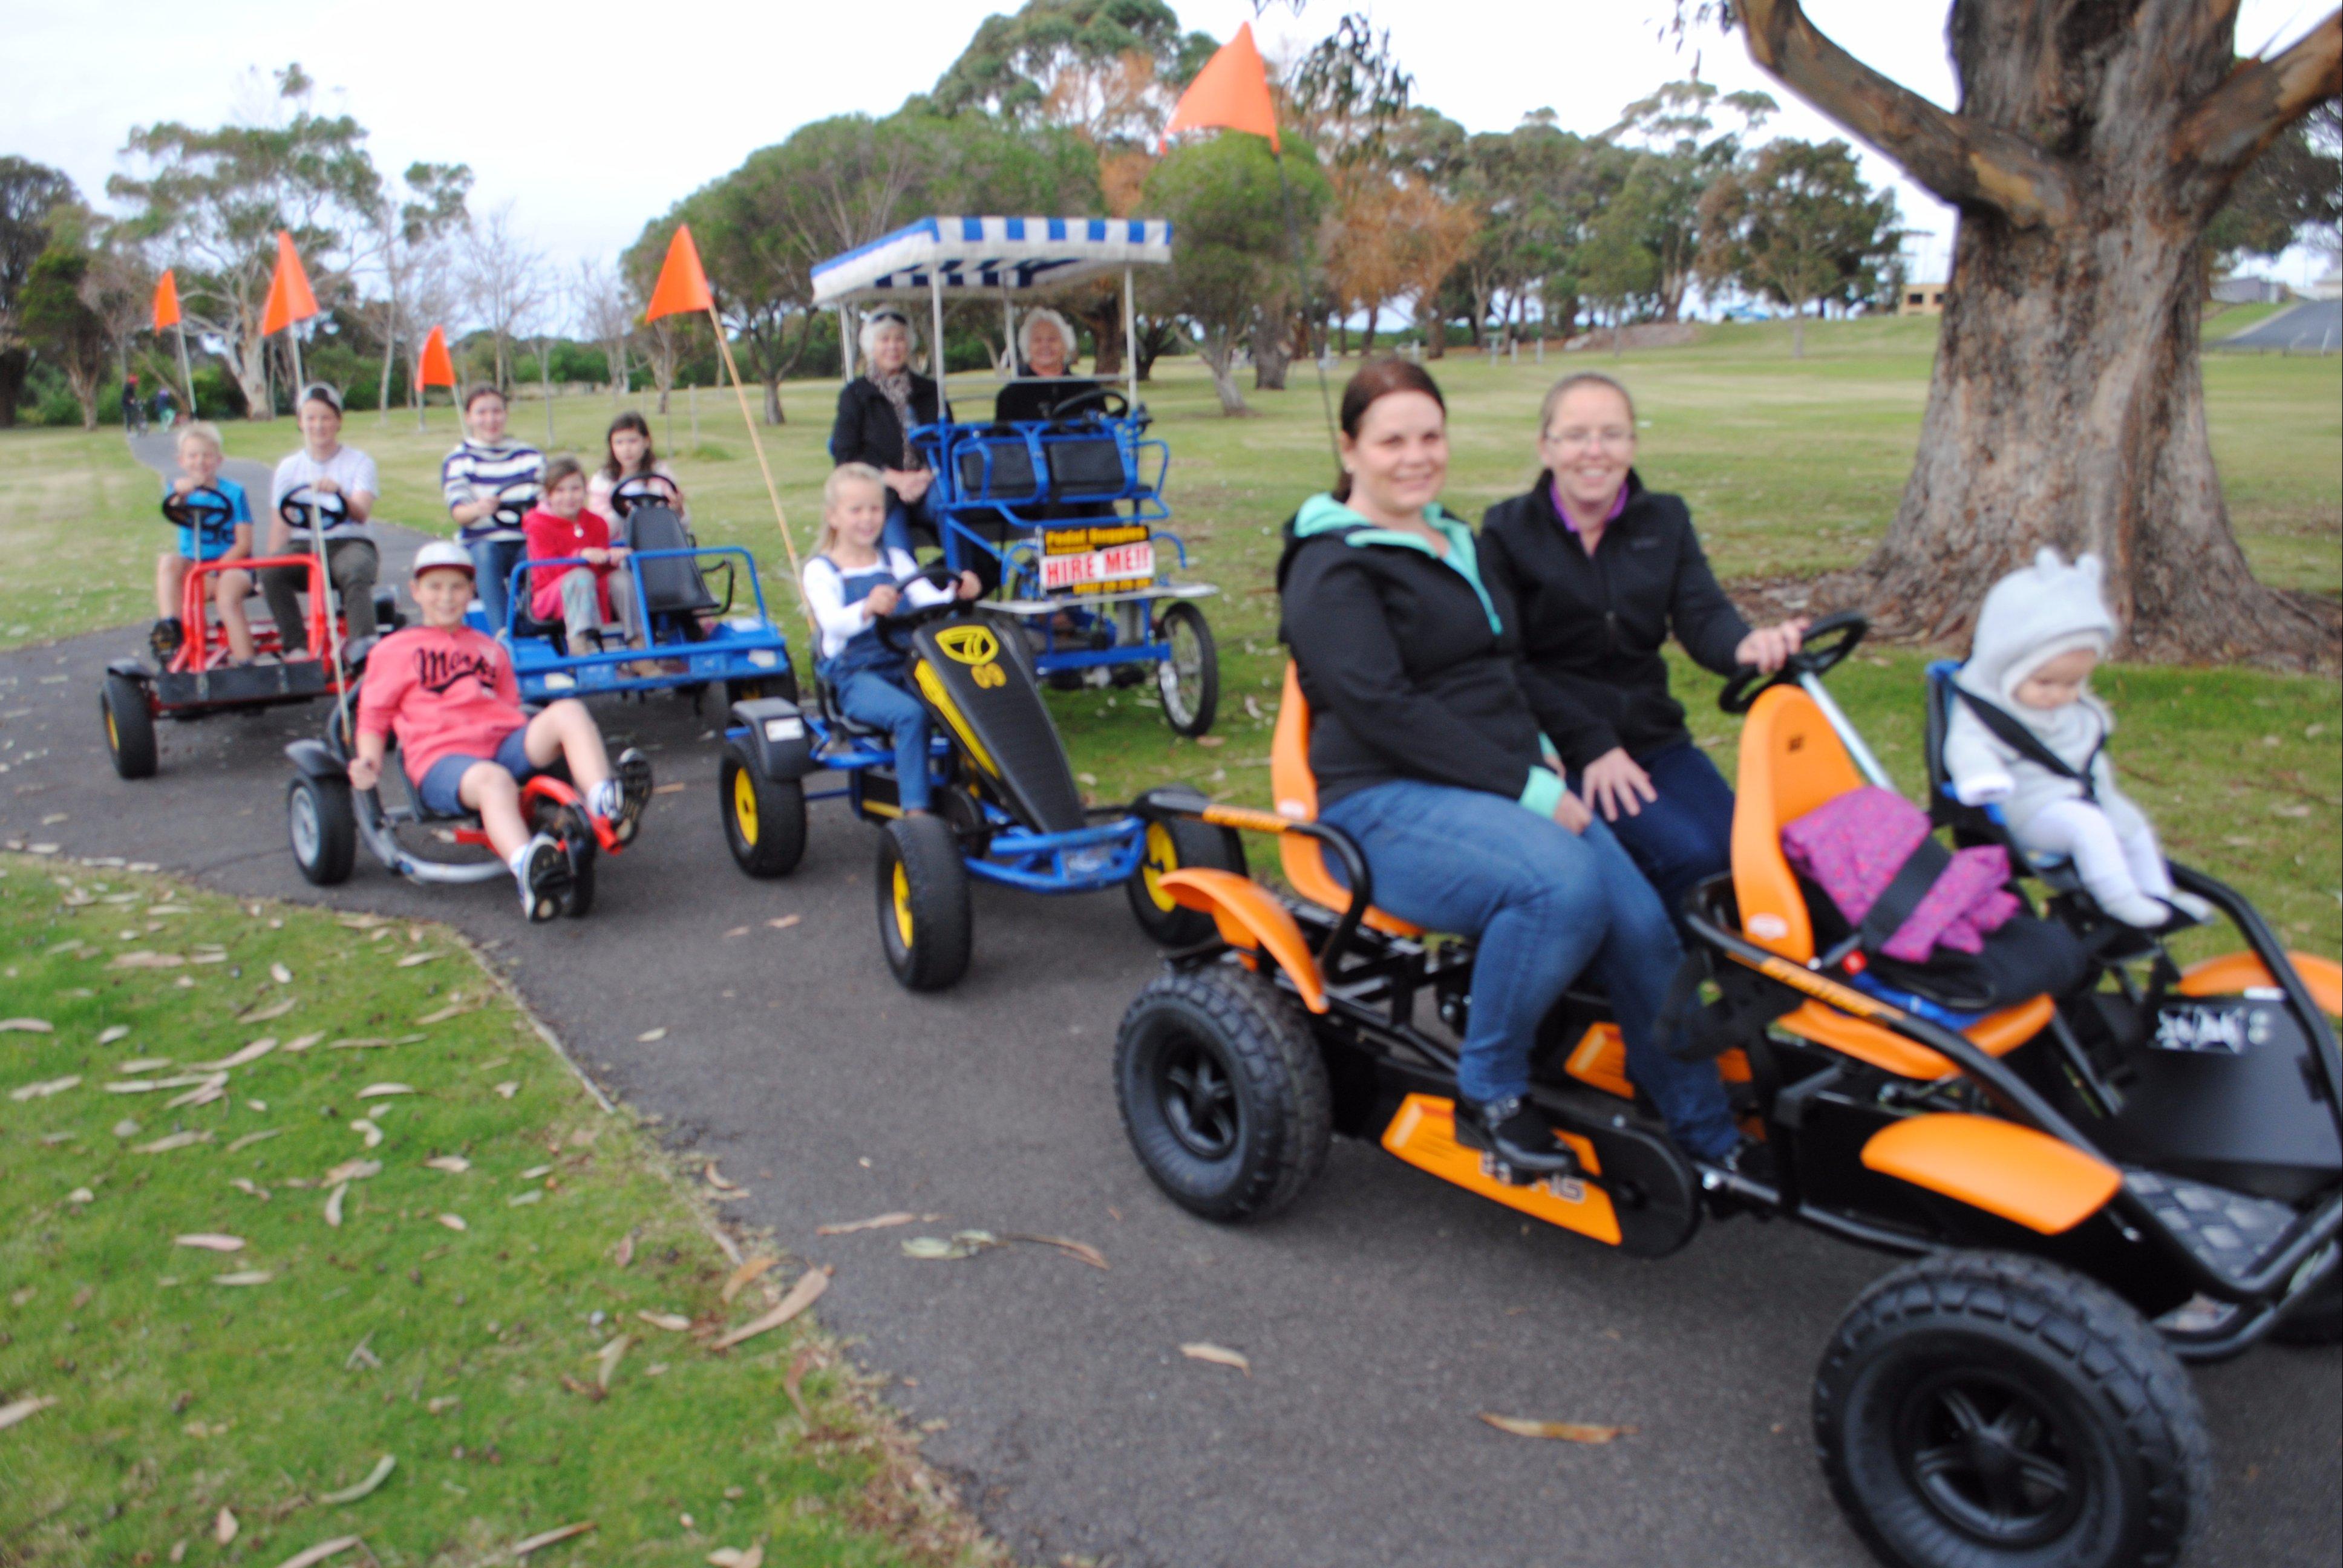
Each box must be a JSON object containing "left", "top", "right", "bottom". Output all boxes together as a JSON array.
[
  {"left": 1111, "top": 615, "right": 2341, "bottom": 1568},
  {"left": 717, "top": 564, "right": 1242, "bottom": 990}
]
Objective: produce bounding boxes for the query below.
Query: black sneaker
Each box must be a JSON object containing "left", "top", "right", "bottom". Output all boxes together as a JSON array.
[
  {"left": 1455, "top": 1095, "right": 1580, "bottom": 1184},
  {"left": 606, "top": 748, "right": 653, "bottom": 845},
  {"left": 1721, "top": 1136, "right": 1776, "bottom": 1186},
  {"left": 150, "top": 618, "right": 183, "bottom": 663},
  {"left": 514, "top": 834, "right": 571, "bottom": 923}
]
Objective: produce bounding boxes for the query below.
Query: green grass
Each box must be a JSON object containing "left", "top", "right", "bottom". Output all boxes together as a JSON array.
[{"left": 0, "top": 855, "right": 979, "bottom": 1565}]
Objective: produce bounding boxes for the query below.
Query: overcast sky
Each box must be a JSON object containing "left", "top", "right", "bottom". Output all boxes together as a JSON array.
[{"left": 12, "top": 0, "right": 2335, "bottom": 312}]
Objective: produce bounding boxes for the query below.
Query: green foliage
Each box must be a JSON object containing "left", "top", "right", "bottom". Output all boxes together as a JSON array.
[
  {"left": 19, "top": 244, "right": 108, "bottom": 430},
  {"left": 2207, "top": 102, "right": 2342, "bottom": 266},
  {"left": 927, "top": 0, "right": 1215, "bottom": 138},
  {"left": 0, "top": 158, "right": 83, "bottom": 428},
  {"left": 1696, "top": 137, "right": 1903, "bottom": 347}
]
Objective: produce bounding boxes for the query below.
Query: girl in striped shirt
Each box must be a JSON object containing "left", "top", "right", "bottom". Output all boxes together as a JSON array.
[{"left": 440, "top": 384, "right": 543, "bottom": 632}]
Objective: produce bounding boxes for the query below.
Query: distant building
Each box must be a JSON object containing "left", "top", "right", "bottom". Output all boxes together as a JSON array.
[
  {"left": 1898, "top": 282, "right": 1949, "bottom": 315},
  {"left": 2305, "top": 270, "right": 2343, "bottom": 302},
  {"left": 2211, "top": 275, "right": 2289, "bottom": 304}
]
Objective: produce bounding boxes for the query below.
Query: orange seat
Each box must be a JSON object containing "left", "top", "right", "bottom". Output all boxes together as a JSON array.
[
  {"left": 1271, "top": 664, "right": 1423, "bottom": 937},
  {"left": 1731, "top": 685, "right": 2052, "bottom": 1080}
]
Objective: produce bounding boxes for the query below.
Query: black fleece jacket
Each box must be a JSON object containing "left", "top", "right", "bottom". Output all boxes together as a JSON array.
[
  {"left": 828, "top": 373, "right": 944, "bottom": 472},
  {"left": 1276, "top": 504, "right": 1557, "bottom": 811},
  {"left": 1479, "top": 470, "right": 1750, "bottom": 770}
]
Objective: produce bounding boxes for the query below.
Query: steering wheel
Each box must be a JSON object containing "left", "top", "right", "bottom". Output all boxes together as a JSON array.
[
  {"left": 1716, "top": 610, "right": 1869, "bottom": 715},
  {"left": 486, "top": 477, "right": 541, "bottom": 532},
  {"left": 162, "top": 486, "right": 235, "bottom": 534},
  {"left": 873, "top": 562, "right": 972, "bottom": 652},
  {"left": 1044, "top": 385, "right": 1129, "bottom": 422},
  {"left": 277, "top": 484, "right": 351, "bottom": 530},
  {"left": 609, "top": 472, "right": 681, "bottom": 518}
]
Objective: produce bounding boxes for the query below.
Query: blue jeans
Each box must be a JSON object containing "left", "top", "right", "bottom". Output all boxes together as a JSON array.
[
  {"left": 468, "top": 537, "right": 526, "bottom": 633},
  {"left": 837, "top": 668, "right": 933, "bottom": 812},
  {"left": 1601, "top": 740, "right": 1737, "bottom": 926},
  {"left": 1318, "top": 778, "right": 1740, "bottom": 1161}
]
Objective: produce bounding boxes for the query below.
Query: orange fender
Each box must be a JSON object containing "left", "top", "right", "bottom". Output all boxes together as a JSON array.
[
  {"left": 2177, "top": 950, "right": 2342, "bottom": 1018},
  {"left": 1861, "top": 1113, "right": 2122, "bottom": 1235},
  {"left": 1157, "top": 868, "right": 1328, "bottom": 1014}
]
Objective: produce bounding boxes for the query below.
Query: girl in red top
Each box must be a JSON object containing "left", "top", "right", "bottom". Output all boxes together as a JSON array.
[
  {"left": 353, "top": 541, "right": 652, "bottom": 921},
  {"left": 524, "top": 457, "right": 640, "bottom": 661}
]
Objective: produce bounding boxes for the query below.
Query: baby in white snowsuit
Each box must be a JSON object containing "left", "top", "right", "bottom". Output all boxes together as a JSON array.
[{"left": 1944, "top": 548, "right": 2204, "bottom": 929}]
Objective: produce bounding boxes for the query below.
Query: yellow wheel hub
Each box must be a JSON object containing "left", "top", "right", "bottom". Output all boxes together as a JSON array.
[
  {"left": 105, "top": 705, "right": 119, "bottom": 751},
  {"left": 732, "top": 767, "right": 759, "bottom": 846},
  {"left": 891, "top": 862, "right": 915, "bottom": 946},
  {"left": 1142, "top": 822, "right": 1178, "bottom": 911}
]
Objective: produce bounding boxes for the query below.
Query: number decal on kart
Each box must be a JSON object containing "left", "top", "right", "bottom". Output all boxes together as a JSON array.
[{"left": 935, "top": 626, "right": 1001, "bottom": 667}]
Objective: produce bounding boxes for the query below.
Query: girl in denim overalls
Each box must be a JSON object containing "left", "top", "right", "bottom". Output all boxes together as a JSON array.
[{"left": 803, "top": 465, "right": 981, "bottom": 812}]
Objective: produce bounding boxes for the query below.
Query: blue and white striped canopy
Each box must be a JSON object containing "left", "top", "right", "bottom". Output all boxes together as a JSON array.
[{"left": 811, "top": 216, "right": 1174, "bottom": 305}]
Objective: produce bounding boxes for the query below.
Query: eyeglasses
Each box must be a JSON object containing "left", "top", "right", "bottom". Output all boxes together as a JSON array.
[{"left": 1544, "top": 428, "right": 1633, "bottom": 452}]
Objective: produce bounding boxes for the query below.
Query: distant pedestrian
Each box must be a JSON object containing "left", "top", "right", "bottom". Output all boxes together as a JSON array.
[
  {"left": 152, "top": 383, "right": 178, "bottom": 430},
  {"left": 122, "top": 373, "right": 146, "bottom": 434}
]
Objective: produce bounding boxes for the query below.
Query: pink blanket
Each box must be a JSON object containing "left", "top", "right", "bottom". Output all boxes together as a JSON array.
[{"left": 1781, "top": 786, "right": 2019, "bottom": 962}]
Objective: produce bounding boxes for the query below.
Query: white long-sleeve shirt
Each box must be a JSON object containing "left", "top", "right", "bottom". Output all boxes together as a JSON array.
[{"left": 802, "top": 548, "right": 953, "bottom": 663}]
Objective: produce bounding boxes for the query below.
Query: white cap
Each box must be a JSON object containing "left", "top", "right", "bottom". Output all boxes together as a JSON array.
[{"left": 411, "top": 540, "right": 475, "bottom": 578}]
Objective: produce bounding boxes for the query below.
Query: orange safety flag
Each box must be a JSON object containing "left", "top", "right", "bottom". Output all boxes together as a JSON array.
[
  {"left": 258, "top": 230, "right": 319, "bottom": 336},
  {"left": 643, "top": 224, "right": 713, "bottom": 322},
  {"left": 152, "top": 270, "right": 182, "bottom": 332},
  {"left": 1161, "top": 22, "right": 1279, "bottom": 152},
  {"left": 415, "top": 324, "right": 456, "bottom": 388}
]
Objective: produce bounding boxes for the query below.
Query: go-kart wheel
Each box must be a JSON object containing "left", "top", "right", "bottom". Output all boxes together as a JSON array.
[
  {"left": 1155, "top": 601, "right": 1218, "bottom": 737},
  {"left": 876, "top": 814, "right": 972, "bottom": 991},
  {"left": 102, "top": 673, "right": 158, "bottom": 780},
  {"left": 1814, "top": 1251, "right": 2209, "bottom": 1568},
  {"left": 1116, "top": 967, "right": 1331, "bottom": 1222},
  {"left": 286, "top": 774, "right": 358, "bottom": 886},
  {"left": 2270, "top": 1260, "right": 2341, "bottom": 1346},
  {"left": 720, "top": 745, "right": 806, "bottom": 878},
  {"left": 1126, "top": 818, "right": 1247, "bottom": 946}
]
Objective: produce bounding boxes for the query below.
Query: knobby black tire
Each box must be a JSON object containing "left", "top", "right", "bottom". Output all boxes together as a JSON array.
[
  {"left": 1155, "top": 601, "right": 1218, "bottom": 737},
  {"left": 721, "top": 748, "right": 807, "bottom": 879},
  {"left": 1814, "top": 1250, "right": 2210, "bottom": 1568},
  {"left": 877, "top": 813, "right": 972, "bottom": 991},
  {"left": 102, "top": 673, "right": 157, "bottom": 780},
  {"left": 1116, "top": 966, "right": 1331, "bottom": 1223},
  {"left": 1125, "top": 817, "right": 1247, "bottom": 947},
  {"left": 286, "top": 774, "right": 357, "bottom": 887}
]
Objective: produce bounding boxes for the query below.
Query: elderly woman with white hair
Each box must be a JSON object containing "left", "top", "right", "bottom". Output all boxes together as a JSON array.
[
  {"left": 995, "top": 306, "right": 1100, "bottom": 425},
  {"left": 829, "top": 307, "right": 946, "bottom": 554}
]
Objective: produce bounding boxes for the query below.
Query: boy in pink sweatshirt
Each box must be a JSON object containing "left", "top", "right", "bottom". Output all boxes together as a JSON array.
[{"left": 352, "top": 541, "right": 652, "bottom": 920}]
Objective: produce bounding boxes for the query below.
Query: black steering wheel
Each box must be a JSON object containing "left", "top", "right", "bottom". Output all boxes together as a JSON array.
[
  {"left": 1044, "top": 385, "right": 1129, "bottom": 422},
  {"left": 1716, "top": 610, "right": 1868, "bottom": 715},
  {"left": 873, "top": 562, "right": 972, "bottom": 652},
  {"left": 162, "top": 486, "right": 236, "bottom": 533},
  {"left": 608, "top": 472, "right": 681, "bottom": 518},
  {"left": 277, "top": 484, "right": 351, "bottom": 529},
  {"left": 487, "top": 477, "right": 541, "bottom": 531}
]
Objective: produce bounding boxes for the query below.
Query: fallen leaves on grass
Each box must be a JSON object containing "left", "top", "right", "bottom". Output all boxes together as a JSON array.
[
  {"left": 270, "top": 962, "right": 293, "bottom": 985},
  {"left": 213, "top": 1271, "right": 273, "bottom": 1287},
  {"left": 0, "top": 1018, "right": 52, "bottom": 1033},
  {"left": 226, "top": 1129, "right": 281, "bottom": 1153},
  {"left": 284, "top": 1032, "right": 324, "bottom": 1051},
  {"left": 215, "top": 1507, "right": 238, "bottom": 1544},
  {"left": 783, "top": 1345, "right": 814, "bottom": 1422},
  {"left": 111, "top": 952, "right": 186, "bottom": 969},
  {"left": 423, "top": 1155, "right": 471, "bottom": 1173},
  {"left": 174, "top": 1233, "right": 246, "bottom": 1253},
  {"left": 815, "top": 1211, "right": 924, "bottom": 1236},
  {"left": 191, "top": 1037, "right": 276, "bottom": 1071},
  {"left": 510, "top": 1522, "right": 595, "bottom": 1558},
  {"left": 166, "top": 1076, "right": 227, "bottom": 1109},
  {"left": 612, "top": 1233, "right": 635, "bottom": 1267},
  {"left": 355, "top": 1083, "right": 414, "bottom": 1100},
  {"left": 316, "top": 1453, "right": 395, "bottom": 1504},
  {"left": 270, "top": 1537, "right": 361, "bottom": 1568},
  {"left": 636, "top": 1310, "right": 692, "bottom": 1331},
  {"left": 414, "top": 1001, "right": 475, "bottom": 1025},
  {"left": 719, "top": 1255, "right": 777, "bottom": 1302},
  {"left": 1178, "top": 1342, "right": 1250, "bottom": 1374},
  {"left": 10, "top": 1075, "right": 80, "bottom": 1101},
  {"left": 436, "top": 1214, "right": 467, "bottom": 1232},
  {"left": 705, "top": 1546, "right": 763, "bottom": 1568},
  {"left": 235, "top": 995, "right": 298, "bottom": 1022},
  {"left": 493, "top": 1081, "right": 519, "bottom": 1099},
  {"left": 0, "top": 1394, "right": 59, "bottom": 1431},
  {"left": 135, "top": 1131, "right": 211, "bottom": 1153},
  {"left": 229, "top": 1178, "right": 270, "bottom": 1201},
  {"left": 322, "top": 1159, "right": 381, "bottom": 1184},
  {"left": 351, "top": 1120, "right": 384, "bottom": 1149},
  {"left": 703, "top": 1162, "right": 741, "bottom": 1192},
  {"left": 324, "top": 1184, "right": 348, "bottom": 1229},
  {"left": 593, "top": 1334, "right": 630, "bottom": 1390},
  {"left": 710, "top": 1267, "right": 832, "bottom": 1351},
  {"left": 394, "top": 952, "right": 440, "bottom": 968},
  {"left": 1476, "top": 1413, "right": 1633, "bottom": 1444},
  {"left": 97, "top": 1025, "right": 131, "bottom": 1045}
]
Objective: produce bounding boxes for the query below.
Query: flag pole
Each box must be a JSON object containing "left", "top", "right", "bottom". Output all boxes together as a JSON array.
[
  {"left": 174, "top": 323, "right": 196, "bottom": 417},
  {"left": 703, "top": 303, "right": 815, "bottom": 632},
  {"left": 286, "top": 321, "right": 353, "bottom": 748},
  {"left": 1271, "top": 147, "right": 1340, "bottom": 475}
]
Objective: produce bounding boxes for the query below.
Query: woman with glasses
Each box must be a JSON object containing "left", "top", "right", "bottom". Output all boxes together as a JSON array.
[{"left": 1480, "top": 372, "right": 1809, "bottom": 920}]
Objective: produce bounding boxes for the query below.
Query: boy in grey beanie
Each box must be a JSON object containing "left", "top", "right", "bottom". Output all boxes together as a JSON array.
[{"left": 1943, "top": 547, "right": 2206, "bottom": 928}]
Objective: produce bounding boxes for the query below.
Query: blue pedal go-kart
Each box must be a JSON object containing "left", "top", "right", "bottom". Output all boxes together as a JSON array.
[
  {"left": 716, "top": 564, "right": 1242, "bottom": 990},
  {"left": 476, "top": 482, "right": 797, "bottom": 709},
  {"left": 811, "top": 215, "right": 1219, "bottom": 735}
]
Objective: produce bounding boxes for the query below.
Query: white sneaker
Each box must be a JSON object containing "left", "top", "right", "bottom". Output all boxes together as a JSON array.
[{"left": 510, "top": 834, "right": 570, "bottom": 923}]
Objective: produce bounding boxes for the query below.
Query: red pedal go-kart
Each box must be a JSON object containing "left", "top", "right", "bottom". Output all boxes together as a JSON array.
[
  {"left": 1113, "top": 614, "right": 2341, "bottom": 1568},
  {"left": 102, "top": 485, "right": 393, "bottom": 779}
]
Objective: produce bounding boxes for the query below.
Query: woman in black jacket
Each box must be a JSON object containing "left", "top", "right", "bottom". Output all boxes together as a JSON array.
[
  {"left": 1480, "top": 372, "right": 1806, "bottom": 919},
  {"left": 829, "top": 308, "right": 944, "bottom": 554},
  {"left": 1281, "top": 359, "right": 1744, "bottom": 1175}
]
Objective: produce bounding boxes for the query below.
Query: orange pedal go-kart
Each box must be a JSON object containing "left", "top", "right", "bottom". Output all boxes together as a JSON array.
[
  {"left": 102, "top": 485, "right": 393, "bottom": 779},
  {"left": 1114, "top": 613, "right": 2339, "bottom": 1568}
]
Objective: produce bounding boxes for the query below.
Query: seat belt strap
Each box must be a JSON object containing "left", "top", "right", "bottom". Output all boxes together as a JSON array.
[{"left": 1950, "top": 686, "right": 2103, "bottom": 803}]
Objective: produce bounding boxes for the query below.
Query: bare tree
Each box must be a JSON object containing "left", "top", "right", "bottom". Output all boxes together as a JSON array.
[
  {"left": 459, "top": 203, "right": 546, "bottom": 393},
  {"left": 404, "top": 243, "right": 462, "bottom": 419},
  {"left": 572, "top": 258, "right": 637, "bottom": 402},
  {"left": 356, "top": 163, "right": 469, "bottom": 423}
]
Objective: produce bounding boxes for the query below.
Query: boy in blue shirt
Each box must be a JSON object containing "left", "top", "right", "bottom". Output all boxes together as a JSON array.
[{"left": 153, "top": 422, "right": 257, "bottom": 664}]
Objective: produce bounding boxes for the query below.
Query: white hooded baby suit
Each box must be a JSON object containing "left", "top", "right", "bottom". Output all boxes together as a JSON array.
[{"left": 1943, "top": 548, "right": 2186, "bottom": 928}]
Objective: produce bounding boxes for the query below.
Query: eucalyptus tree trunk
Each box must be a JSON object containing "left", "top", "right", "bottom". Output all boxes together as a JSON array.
[{"left": 1740, "top": 0, "right": 2341, "bottom": 665}]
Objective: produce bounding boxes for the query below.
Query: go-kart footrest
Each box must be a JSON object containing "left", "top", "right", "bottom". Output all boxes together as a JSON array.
[
  {"left": 2124, "top": 1170, "right": 2298, "bottom": 1279},
  {"left": 156, "top": 661, "right": 328, "bottom": 707}
]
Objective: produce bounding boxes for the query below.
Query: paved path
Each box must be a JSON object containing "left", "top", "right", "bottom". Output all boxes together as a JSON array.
[
  {"left": 2217, "top": 298, "right": 2343, "bottom": 353},
  {"left": 4, "top": 549, "right": 2335, "bottom": 1563}
]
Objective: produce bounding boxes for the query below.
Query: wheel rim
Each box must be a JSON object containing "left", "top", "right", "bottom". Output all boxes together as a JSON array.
[
  {"left": 1154, "top": 1031, "right": 1240, "bottom": 1160},
  {"left": 733, "top": 768, "right": 759, "bottom": 846},
  {"left": 1893, "top": 1367, "right": 2085, "bottom": 1548},
  {"left": 1140, "top": 822, "right": 1178, "bottom": 911},
  {"left": 891, "top": 861, "right": 915, "bottom": 947},
  {"left": 1157, "top": 613, "right": 1204, "bottom": 725},
  {"left": 289, "top": 785, "right": 321, "bottom": 866},
  {"left": 104, "top": 702, "right": 119, "bottom": 753}
]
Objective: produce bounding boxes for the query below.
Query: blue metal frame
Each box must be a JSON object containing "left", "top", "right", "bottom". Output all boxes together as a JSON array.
[{"left": 482, "top": 544, "right": 797, "bottom": 703}]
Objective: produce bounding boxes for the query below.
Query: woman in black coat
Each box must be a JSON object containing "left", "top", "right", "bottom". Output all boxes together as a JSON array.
[
  {"left": 829, "top": 307, "right": 944, "bottom": 554},
  {"left": 1480, "top": 372, "right": 1806, "bottom": 919}
]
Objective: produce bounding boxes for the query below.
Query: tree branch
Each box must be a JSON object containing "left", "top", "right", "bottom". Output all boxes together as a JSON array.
[
  {"left": 1737, "top": 0, "right": 2076, "bottom": 228},
  {"left": 2175, "top": 10, "right": 2343, "bottom": 177}
]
